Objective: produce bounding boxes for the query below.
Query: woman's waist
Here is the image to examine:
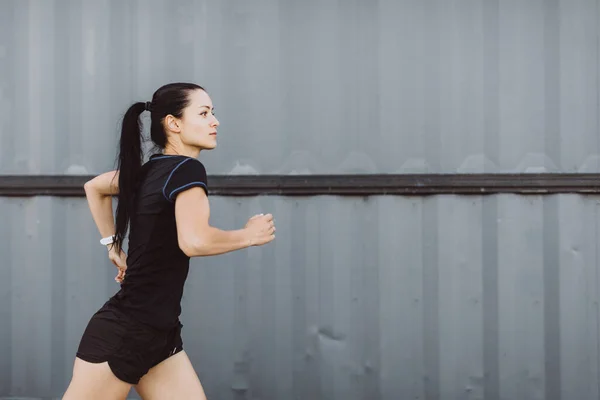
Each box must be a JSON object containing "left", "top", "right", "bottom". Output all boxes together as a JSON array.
[{"left": 107, "top": 291, "right": 183, "bottom": 332}]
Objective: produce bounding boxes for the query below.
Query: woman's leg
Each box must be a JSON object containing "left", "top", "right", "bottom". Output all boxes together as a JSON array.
[
  {"left": 134, "top": 351, "right": 207, "bottom": 400},
  {"left": 62, "top": 357, "right": 132, "bottom": 400}
]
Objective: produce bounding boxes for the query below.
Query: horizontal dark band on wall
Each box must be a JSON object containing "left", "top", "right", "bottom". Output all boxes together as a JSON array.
[{"left": 1, "top": 174, "right": 600, "bottom": 196}]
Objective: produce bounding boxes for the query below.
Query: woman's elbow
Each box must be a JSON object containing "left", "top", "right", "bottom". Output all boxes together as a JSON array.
[
  {"left": 179, "top": 235, "right": 210, "bottom": 257},
  {"left": 83, "top": 172, "right": 119, "bottom": 196},
  {"left": 84, "top": 177, "right": 102, "bottom": 195},
  {"left": 83, "top": 180, "right": 98, "bottom": 197}
]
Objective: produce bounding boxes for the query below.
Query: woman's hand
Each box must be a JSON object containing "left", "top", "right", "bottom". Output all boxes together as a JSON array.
[
  {"left": 245, "top": 213, "right": 276, "bottom": 246},
  {"left": 107, "top": 245, "right": 127, "bottom": 283}
]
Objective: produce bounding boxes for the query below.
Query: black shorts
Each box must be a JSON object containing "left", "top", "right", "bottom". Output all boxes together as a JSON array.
[{"left": 76, "top": 302, "right": 184, "bottom": 384}]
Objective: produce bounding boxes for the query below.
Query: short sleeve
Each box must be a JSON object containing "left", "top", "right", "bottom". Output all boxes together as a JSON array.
[{"left": 163, "top": 158, "right": 208, "bottom": 201}]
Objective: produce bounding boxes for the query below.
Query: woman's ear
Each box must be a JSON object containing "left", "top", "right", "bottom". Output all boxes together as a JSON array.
[{"left": 164, "top": 115, "right": 181, "bottom": 133}]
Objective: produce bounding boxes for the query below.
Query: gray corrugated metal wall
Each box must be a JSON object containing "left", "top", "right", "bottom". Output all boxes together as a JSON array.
[
  {"left": 2, "top": 195, "right": 600, "bottom": 399},
  {"left": 2, "top": 0, "right": 600, "bottom": 399},
  {"left": 1, "top": 0, "right": 599, "bottom": 176}
]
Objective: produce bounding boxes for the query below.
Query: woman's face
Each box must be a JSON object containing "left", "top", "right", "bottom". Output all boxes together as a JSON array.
[{"left": 177, "top": 89, "right": 220, "bottom": 150}]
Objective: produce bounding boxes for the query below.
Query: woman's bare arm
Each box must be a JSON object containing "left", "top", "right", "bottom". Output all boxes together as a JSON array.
[
  {"left": 83, "top": 170, "right": 119, "bottom": 239},
  {"left": 175, "top": 187, "right": 275, "bottom": 257},
  {"left": 84, "top": 170, "right": 127, "bottom": 282}
]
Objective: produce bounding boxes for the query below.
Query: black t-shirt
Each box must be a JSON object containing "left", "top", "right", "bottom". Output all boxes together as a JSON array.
[{"left": 108, "top": 154, "right": 208, "bottom": 331}]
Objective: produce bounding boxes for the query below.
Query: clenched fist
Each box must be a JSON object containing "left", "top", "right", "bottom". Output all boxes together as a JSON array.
[{"left": 245, "top": 213, "right": 276, "bottom": 246}]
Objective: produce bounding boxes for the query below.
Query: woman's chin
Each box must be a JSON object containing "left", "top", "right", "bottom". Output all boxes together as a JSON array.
[{"left": 199, "top": 141, "right": 217, "bottom": 151}]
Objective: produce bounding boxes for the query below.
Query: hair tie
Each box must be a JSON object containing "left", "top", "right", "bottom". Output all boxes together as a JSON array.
[{"left": 145, "top": 101, "right": 152, "bottom": 112}]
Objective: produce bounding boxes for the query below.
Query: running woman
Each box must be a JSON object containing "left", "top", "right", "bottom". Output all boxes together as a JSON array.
[{"left": 62, "top": 83, "right": 276, "bottom": 400}]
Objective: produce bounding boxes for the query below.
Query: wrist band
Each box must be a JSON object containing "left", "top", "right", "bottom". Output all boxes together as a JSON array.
[{"left": 100, "top": 235, "right": 115, "bottom": 246}]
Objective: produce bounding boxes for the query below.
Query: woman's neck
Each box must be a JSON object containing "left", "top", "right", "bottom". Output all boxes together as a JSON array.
[{"left": 162, "top": 142, "right": 200, "bottom": 159}]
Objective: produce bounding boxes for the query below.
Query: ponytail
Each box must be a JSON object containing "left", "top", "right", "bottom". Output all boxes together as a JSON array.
[
  {"left": 114, "top": 102, "right": 146, "bottom": 253},
  {"left": 112, "top": 83, "right": 204, "bottom": 252}
]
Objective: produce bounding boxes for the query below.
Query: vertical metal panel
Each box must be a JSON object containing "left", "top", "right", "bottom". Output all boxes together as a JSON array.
[
  {"left": 0, "top": 0, "right": 599, "bottom": 175},
  {"left": 556, "top": 195, "right": 599, "bottom": 400},
  {"left": 1, "top": 195, "right": 600, "bottom": 399},
  {"left": 497, "top": 197, "right": 546, "bottom": 400}
]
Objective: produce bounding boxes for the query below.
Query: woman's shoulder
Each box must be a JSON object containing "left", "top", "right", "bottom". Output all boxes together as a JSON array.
[{"left": 144, "top": 155, "right": 208, "bottom": 201}]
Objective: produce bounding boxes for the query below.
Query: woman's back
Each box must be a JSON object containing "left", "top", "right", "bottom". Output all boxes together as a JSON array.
[{"left": 109, "top": 154, "right": 208, "bottom": 331}]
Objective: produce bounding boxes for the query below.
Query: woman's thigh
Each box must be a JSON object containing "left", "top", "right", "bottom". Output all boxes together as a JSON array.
[
  {"left": 62, "top": 357, "right": 132, "bottom": 400},
  {"left": 134, "top": 351, "right": 207, "bottom": 400}
]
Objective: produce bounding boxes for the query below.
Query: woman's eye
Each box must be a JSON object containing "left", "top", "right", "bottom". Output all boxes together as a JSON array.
[{"left": 200, "top": 111, "right": 208, "bottom": 116}]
